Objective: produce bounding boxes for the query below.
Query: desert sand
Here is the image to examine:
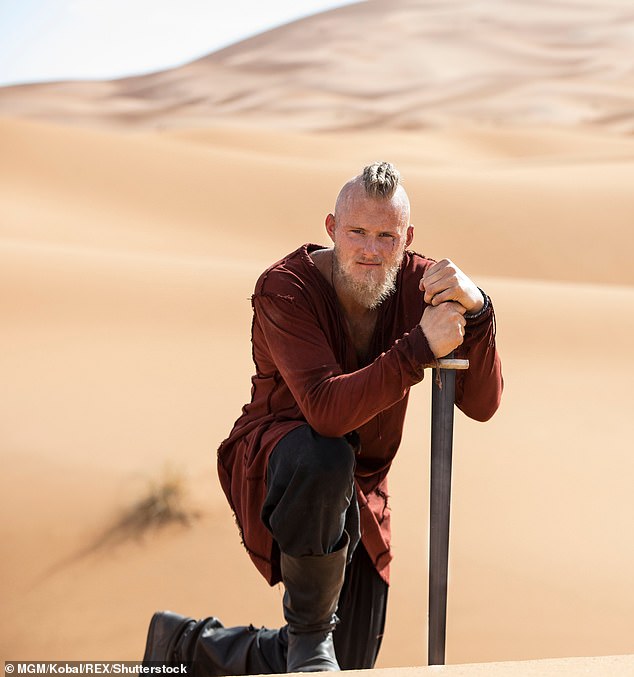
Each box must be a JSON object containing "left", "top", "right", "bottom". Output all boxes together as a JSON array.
[{"left": 1, "top": 0, "right": 633, "bottom": 670}]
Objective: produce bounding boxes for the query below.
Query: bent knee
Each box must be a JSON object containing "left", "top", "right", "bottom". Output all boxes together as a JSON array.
[
  {"left": 306, "top": 429, "right": 355, "bottom": 478},
  {"left": 269, "top": 425, "right": 356, "bottom": 491}
]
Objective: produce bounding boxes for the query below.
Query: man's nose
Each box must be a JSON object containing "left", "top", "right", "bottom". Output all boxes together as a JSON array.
[{"left": 363, "top": 237, "right": 379, "bottom": 256}]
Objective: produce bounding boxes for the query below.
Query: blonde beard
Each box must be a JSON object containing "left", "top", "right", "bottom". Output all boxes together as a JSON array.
[{"left": 333, "top": 247, "right": 405, "bottom": 310}]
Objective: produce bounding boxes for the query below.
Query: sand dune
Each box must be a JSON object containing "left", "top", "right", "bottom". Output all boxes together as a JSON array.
[
  {"left": 2, "top": 118, "right": 633, "bottom": 287},
  {"left": 1, "top": 0, "right": 633, "bottom": 133},
  {"left": 1, "top": 0, "right": 634, "bottom": 667}
]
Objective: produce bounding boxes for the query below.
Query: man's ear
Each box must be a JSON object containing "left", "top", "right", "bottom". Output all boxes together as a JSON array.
[
  {"left": 325, "top": 213, "right": 336, "bottom": 242},
  {"left": 406, "top": 224, "right": 414, "bottom": 248}
]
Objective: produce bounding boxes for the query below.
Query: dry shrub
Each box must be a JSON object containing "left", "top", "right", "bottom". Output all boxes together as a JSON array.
[
  {"left": 121, "top": 467, "right": 194, "bottom": 535},
  {"left": 99, "top": 465, "right": 199, "bottom": 547}
]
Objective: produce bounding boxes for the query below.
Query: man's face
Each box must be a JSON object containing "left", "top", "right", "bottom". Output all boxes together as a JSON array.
[{"left": 328, "top": 190, "right": 412, "bottom": 309}]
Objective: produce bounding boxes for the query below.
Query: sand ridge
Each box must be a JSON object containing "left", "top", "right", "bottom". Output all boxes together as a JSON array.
[{"left": 1, "top": 0, "right": 633, "bottom": 133}]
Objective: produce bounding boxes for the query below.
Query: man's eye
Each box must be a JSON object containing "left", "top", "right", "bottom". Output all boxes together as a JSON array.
[{"left": 380, "top": 233, "right": 395, "bottom": 238}]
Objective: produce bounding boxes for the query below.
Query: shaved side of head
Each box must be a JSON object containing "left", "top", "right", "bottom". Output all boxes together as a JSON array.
[{"left": 334, "top": 161, "right": 410, "bottom": 223}]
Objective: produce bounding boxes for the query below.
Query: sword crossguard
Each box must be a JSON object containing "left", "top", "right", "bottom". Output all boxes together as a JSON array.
[{"left": 436, "top": 358, "right": 469, "bottom": 370}]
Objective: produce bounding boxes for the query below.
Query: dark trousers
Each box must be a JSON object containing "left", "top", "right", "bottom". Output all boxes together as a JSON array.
[
  {"left": 263, "top": 425, "right": 388, "bottom": 670},
  {"left": 186, "top": 426, "right": 388, "bottom": 674}
]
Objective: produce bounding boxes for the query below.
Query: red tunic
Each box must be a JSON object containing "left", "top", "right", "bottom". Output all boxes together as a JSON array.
[{"left": 217, "top": 244, "right": 503, "bottom": 586}]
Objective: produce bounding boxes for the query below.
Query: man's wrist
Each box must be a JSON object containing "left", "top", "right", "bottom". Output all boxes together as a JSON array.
[{"left": 464, "top": 288, "right": 489, "bottom": 320}]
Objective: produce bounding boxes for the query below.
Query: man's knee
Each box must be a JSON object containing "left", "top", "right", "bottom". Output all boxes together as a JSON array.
[
  {"left": 270, "top": 425, "right": 355, "bottom": 490},
  {"left": 303, "top": 429, "right": 355, "bottom": 481}
]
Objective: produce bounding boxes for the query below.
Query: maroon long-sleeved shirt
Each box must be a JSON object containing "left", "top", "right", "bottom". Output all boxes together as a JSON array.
[{"left": 218, "top": 244, "right": 503, "bottom": 585}]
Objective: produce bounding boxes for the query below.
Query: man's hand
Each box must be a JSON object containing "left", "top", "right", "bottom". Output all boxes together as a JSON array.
[
  {"left": 420, "top": 259, "right": 484, "bottom": 314},
  {"left": 419, "top": 302, "right": 466, "bottom": 358}
]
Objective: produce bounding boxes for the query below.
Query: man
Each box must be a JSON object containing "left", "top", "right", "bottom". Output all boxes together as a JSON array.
[{"left": 143, "top": 162, "right": 503, "bottom": 673}]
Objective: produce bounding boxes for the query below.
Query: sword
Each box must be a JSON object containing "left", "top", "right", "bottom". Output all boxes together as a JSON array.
[{"left": 428, "top": 353, "right": 469, "bottom": 666}]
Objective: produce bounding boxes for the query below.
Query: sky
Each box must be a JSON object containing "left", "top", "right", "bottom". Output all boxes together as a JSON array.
[{"left": 0, "top": 0, "right": 359, "bottom": 87}]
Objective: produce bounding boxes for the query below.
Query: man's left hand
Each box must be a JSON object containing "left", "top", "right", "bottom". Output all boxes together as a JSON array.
[{"left": 419, "top": 259, "right": 484, "bottom": 314}]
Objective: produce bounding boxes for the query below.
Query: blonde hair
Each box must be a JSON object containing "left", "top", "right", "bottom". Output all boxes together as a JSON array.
[{"left": 362, "top": 161, "right": 401, "bottom": 198}]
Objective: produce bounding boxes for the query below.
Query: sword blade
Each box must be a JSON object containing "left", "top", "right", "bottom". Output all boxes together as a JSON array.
[{"left": 428, "top": 358, "right": 458, "bottom": 666}]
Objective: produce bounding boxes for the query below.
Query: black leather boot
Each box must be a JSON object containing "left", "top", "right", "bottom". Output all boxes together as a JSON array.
[
  {"left": 142, "top": 611, "right": 287, "bottom": 675},
  {"left": 180, "top": 618, "right": 287, "bottom": 675},
  {"left": 281, "top": 534, "right": 349, "bottom": 673},
  {"left": 142, "top": 611, "right": 195, "bottom": 665}
]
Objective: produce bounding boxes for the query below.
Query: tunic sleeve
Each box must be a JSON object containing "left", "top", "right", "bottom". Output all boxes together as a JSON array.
[
  {"left": 455, "top": 294, "right": 503, "bottom": 421},
  {"left": 253, "top": 290, "right": 437, "bottom": 438}
]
